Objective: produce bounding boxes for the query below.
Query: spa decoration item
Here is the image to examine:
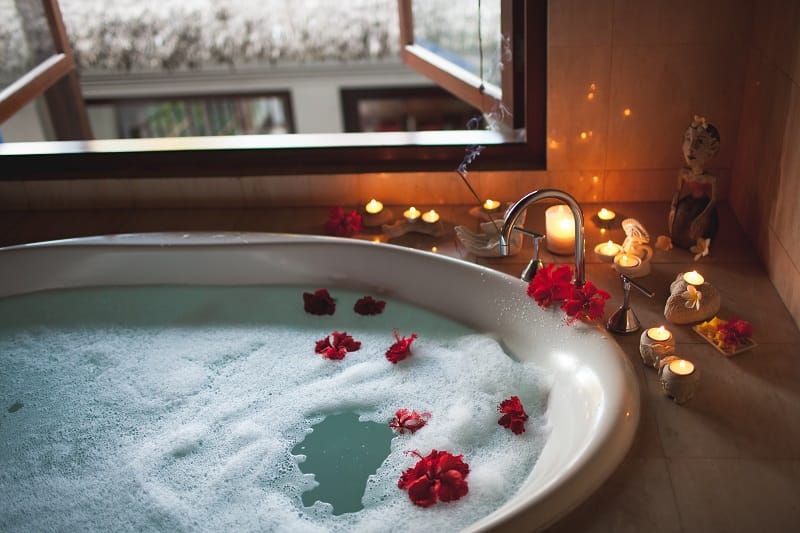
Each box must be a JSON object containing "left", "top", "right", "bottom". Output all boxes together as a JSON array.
[
  {"left": 658, "top": 356, "right": 700, "bottom": 404},
  {"left": 404, "top": 206, "right": 421, "bottom": 222},
  {"left": 385, "top": 329, "right": 418, "bottom": 363},
  {"left": 422, "top": 209, "right": 440, "bottom": 224},
  {"left": 324, "top": 207, "right": 363, "bottom": 237},
  {"left": 669, "top": 115, "right": 720, "bottom": 249},
  {"left": 664, "top": 272, "right": 720, "bottom": 324},
  {"left": 498, "top": 396, "right": 529, "bottom": 435},
  {"left": 303, "top": 288, "right": 336, "bottom": 315},
  {"left": 593, "top": 240, "right": 622, "bottom": 263},
  {"left": 654, "top": 235, "right": 673, "bottom": 251},
  {"left": 353, "top": 296, "right": 386, "bottom": 315},
  {"left": 314, "top": 331, "right": 362, "bottom": 360},
  {"left": 390, "top": 408, "right": 430, "bottom": 434},
  {"left": 611, "top": 218, "right": 653, "bottom": 278},
  {"left": 597, "top": 208, "right": 616, "bottom": 223},
  {"left": 639, "top": 326, "right": 676, "bottom": 368},
  {"left": 693, "top": 316, "right": 757, "bottom": 356},
  {"left": 361, "top": 199, "right": 393, "bottom": 227},
  {"left": 545, "top": 204, "right": 576, "bottom": 255},
  {"left": 398, "top": 449, "right": 470, "bottom": 507},
  {"left": 455, "top": 219, "right": 523, "bottom": 257},
  {"left": 690, "top": 237, "right": 711, "bottom": 261},
  {"left": 527, "top": 264, "right": 610, "bottom": 324}
]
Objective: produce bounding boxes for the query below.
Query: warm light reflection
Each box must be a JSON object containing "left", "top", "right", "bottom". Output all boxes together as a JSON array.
[
  {"left": 623, "top": 108, "right": 632, "bottom": 117},
  {"left": 587, "top": 92, "right": 595, "bottom": 100},
  {"left": 592, "top": 175, "right": 600, "bottom": 183},
  {"left": 589, "top": 83, "right": 597, "bottom": 90},
  {"left": 430, "top": 246, "right": 438, "bottom": 253},
  {"left": 548, "top": 139, "right": 560, "bottom": 150},
  {"left": 579, "top": 131, "right": 588, "bottom": 140}
]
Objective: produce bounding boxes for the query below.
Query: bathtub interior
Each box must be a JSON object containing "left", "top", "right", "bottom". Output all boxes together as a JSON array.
[{"left": 0, "top": 233, "right": 639, "bottom": 532}]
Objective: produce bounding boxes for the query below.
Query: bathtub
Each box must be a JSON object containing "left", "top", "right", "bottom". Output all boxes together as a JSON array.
[{"left": 0, "top": 233, "right": 639, "bottom": 532}]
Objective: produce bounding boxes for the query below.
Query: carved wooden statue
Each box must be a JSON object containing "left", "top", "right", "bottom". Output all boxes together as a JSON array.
[{"left": 669, "top": 116, "right": 720, "bottom": 249}]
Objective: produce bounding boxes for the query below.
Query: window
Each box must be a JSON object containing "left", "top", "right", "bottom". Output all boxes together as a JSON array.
[{"left": 0, "top": 0, "right": 545, "bottom": 179}]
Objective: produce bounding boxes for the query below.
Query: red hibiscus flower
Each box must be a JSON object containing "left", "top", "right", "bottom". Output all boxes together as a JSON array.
[
  {"left": 354, "top": 296, "right": 386, "bottom": 316},
  {"left": 385, "top": 329, "right": 418, "bottom": 364},
  {"left": 498, "top": 395, "right": 529, "bottom": 435},
  {"left": 314, "top": 331, "right": 361, "bottom": 360},
  {"left": 398, "top": 450, "right": 470, "bottom": 507},
  {"left": 389, "top": 408, "right": 430, "bottom": 434},
  {"left": 719, "top": 317, "right": 753, "bottom": 346},
  {"left": 324, "top": 207, "right": 363, "bottom": 237},
  {"left": 303, "top": 288, "right": 336, "bottom": 315},
  {"left": 560, "top": 281, "right": 610, "bottom": 323},
  {"left": 527, "top": 264, "right": 573, "bottom": 308}
]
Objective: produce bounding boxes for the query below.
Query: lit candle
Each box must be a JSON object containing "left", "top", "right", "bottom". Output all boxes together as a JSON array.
[
  {"left": 670, "top": 359, "right": 695, "bottom": 375},
  {"left": 597, "top": 208, "right": 616, "bottom": 222},
  {"left": 683, "top": 270, "right": 705, "bottom": 286},
  {"left": 404, "top": 206, "right": 421, "bottom": 222},
  {"left": 640, "top": 326, "right": 675, "bottom": 368},
  {"left": 365, "top": 199, "right": 383, "bottom": 215},
  {"left": 545, "top": 204, "right": 576, "bottom": 255},
  {"left": 658, "top": 356, "right": 700, "bottom": 404},
  {"left": 593, "top": 240, "right": 622, "bottom": 263},
  {"left": 421, "top": 209, "right": 440, "bottom": 224},
  {"left": 483, "top": 199, "right": 501, "bottom": 211},
  {"left": 615, "top": 254, "right": 641, "bottom": 268}
]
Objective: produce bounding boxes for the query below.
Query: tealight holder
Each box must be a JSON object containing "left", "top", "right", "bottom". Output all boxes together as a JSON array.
[
  {"left": 594, "top": 241, "right": 622, "bottom": 263},
  {"left": 658, "top": 356, "right": 700, "bottom": 404},
  {"left": 664, "top": 272, "right": 721, "bottom": 324},
  {"left": 639, "top": 326, "right": 676, "bottom": 368},
  {"left": 360, "top": 199, "right": 393, "bottom": 228},
  {"left": 382, "top": 208, "right": 443, "bottom": 238}
]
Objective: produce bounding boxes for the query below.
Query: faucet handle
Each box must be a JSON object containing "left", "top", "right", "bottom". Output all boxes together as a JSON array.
[{"left": 515, "top": 228, "right": 545, "bottom": 282}]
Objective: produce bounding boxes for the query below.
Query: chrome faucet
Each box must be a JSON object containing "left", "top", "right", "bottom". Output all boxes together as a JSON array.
[{"left": 499, "top": 189, "right": 586, "bottom": 287}]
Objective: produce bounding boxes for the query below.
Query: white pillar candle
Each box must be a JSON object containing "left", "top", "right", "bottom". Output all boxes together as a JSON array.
[{"left": 545, "top": 204, "right": 575, "bottom": 255}]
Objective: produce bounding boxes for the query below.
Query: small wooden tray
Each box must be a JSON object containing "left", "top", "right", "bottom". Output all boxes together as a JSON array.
[{"left": 692, "top": 324, "right": 757, "bottom": 357}]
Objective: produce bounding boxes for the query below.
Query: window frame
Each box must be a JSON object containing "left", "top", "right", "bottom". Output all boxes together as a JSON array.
[{"left": 0, "top": 0, "right": 545, "bottom": 180}]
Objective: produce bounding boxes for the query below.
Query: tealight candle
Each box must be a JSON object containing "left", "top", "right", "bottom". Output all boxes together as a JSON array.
[
  {"left": 483, "top": 199, "right": 501, "bottom": 211},
  {"left": 616, "top": 254, "right": 640, "bottom": 267},
  {"left": 614, "top": 253, "right": 644, "bottom": 277},
  {"left": 658, "top": 356, "right": 699, "bottom": 404},
  {"left": 639, "top": 326, "right": 675, "bottom": 368},
  {"left": 545, "top": 204, "right": 576, "bottom": 255},
  {"left": 421, "top": 209, "right": 440, "bottom": 224},
  {"left": 404, "top": 206, "right": 421, "bottom": 222},
  {"left": 365, "top": 199, "right": 383, "bottom": 215},
  {"left": 593, "top": 240, "right": 622, "bottom": 263},
  {"left": 597, "top": 207, "right": 616, "bottom": 222},
  {"left": 683, "top": 270, "right": 705, "bottom": 286}
]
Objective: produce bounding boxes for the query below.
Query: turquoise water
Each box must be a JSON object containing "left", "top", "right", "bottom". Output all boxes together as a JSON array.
[{"left": 0, "top": 285, "right": 550, "bottom": 532}]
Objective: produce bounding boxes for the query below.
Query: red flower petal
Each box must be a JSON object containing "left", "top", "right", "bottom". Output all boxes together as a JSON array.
[
  {"left": 313, "top": 331, "right": 361, "bottom": 360},
  {"left": 498, "top": 395, "right": 529, "bottom": 434},
  {"left": 385, "top": 329, "right": 418, "bottom": 364},
  {"left": 324, "top": 207, "right": 363, "bottom": 237},
  {"left": 398, "top": 450, "right": 469, "bottom": 507},
  {"left": 303, "top": 288, "right": 336, "bottom": 315},
  {"left": 527, "top": 264, "right": 573, "bottom": 308},
  {"left": 354, "top": 295, "right": 386, "bottom": 316},
  {"left": 389, "top": 408, "right": 430, "bottom": 434},
  {"left": 560, "top": 281, "right": 610, "bottom": 323}
]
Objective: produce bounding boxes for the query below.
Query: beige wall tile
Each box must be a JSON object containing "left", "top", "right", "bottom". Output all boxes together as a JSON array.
[
  {"left": 603, "top": 169, "right": 677, "bottom": 202},
  {"left": 771, "top": 83, "right": 800, "bottom": 269},
  {"left": 765, "top": 226, "right": 800, "bottom": 331},
  {"left": 613, "top": 0, "right": 753, "bottom": 46},
  {"left": 752, "top": 0, "right": 800, "bottom": 78},
  {"left": 606, "top": 44, "right": 746, "bottom": 171},
  {"left": 548, "top": 46, "right": 612, "bottom": 171},
  {"left": 549, "top": 0, "right": 613, "bottom": 47}
]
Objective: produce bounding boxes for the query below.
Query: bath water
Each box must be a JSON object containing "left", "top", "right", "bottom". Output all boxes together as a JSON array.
[{"left": 0, "top": 286, "right": 550, "bottom": 532}]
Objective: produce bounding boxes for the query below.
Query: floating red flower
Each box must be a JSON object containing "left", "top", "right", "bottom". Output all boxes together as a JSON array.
[
  {"left": 389, "top": 408, "right": 430, "bottom": 434},
  {"left": 497, "top": 395, "right": 529, "bottom": 435},
  {"left": 560, "top": 281, "right": 610, "bottom": 324},
  {"left": 385, "top": 329, "right": 418, "bottom": 364},
  {"left": 527, "top": 264, "right": 573, "bottom": 308},
  {"left": 324, "top": 207, "right": 363, "bottom": 237},
  {"left": 718, "top": 317, "right": 754, "bottom": 347},
  {"left": 354, "top": 295, "right": 386, "bottom": 316},
  {"left": 398, "top": 449, "right": 470, "bottom": 507},
  {"left": 314, "top": 331, "right": 361, "bottom": 360},
  {"left": 303, "top": 288, "right": 336, "bottom": 315}
]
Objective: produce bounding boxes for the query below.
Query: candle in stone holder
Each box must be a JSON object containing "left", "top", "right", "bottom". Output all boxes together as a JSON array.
[
  {"left": 594, "top": 240, "right": 622, "bottom": 263},
  {"left": 639, "top": 326, "right": 676, "bottom": 368},
  {"left": 403, "top": 206, "right": 421, "bottom": 223},
  {"left": 545, "top": 204, "right": 576, "bottom": 255},
  {"left": 365, "top": 199, "right": 383, "bottom": 215},
  {"left": 658, "top": 356, "right": 699, "bottom": 404},
  {"left": 683, "top": 270, "right": 705, "bottom": 286},
  {"left": 482, "top": 199, "right": 501, "bottom": 212},
  {"left": 597, "top": 207, "right": 616, "bottom": 222},
  {"left": 421, "top": 209, "right": 440, "bottom": 224}
]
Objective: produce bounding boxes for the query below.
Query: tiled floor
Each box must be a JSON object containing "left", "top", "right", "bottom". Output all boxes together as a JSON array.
[{"left": 1, "top": 202, "right": 798, "bottom": 532}]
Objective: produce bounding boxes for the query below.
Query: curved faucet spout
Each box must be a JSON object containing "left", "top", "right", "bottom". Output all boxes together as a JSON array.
[{"left": 499, "top": 189, "right": 586, "bottom": 287}]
